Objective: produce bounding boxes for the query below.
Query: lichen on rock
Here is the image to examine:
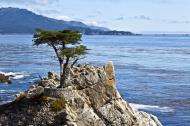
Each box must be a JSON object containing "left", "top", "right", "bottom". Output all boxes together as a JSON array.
[{"left": 0, "top": 62, "right": 162, "bottom": 126}]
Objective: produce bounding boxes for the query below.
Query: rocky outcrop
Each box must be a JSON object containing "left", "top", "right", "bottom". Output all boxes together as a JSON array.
[
  {"left": 0, "top": 62, "right": 162, "bottom": 126},
  {"left": 0, "top": 73, "right": 11, "bottom": 84}
]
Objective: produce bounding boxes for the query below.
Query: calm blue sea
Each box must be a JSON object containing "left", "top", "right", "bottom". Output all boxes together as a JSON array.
[{"left": 0, "top": 35, "right": 190, "bottom": 126}]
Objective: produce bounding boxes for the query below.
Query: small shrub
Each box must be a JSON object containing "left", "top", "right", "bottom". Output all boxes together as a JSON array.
[{"left": 50, "top": 98, "right": 66, "bottom": 112}]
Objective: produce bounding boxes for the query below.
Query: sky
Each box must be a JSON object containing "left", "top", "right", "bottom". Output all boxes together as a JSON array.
[{"left": 0, "top": 0, "right": 190, "bottom": 33}]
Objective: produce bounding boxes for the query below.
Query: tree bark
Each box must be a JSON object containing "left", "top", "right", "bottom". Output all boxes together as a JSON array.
[
  {"left": 51, "top": 44, "right": 64, "bottom": 87},
  {"left": 60, "top": 57, "right": 70, "bottom": 88},
  {"left": 51, "top": 44, "right": 62, "bottom": 64},
  {"left": 60, "top": 62, "right": 64, "bottom": 87}
]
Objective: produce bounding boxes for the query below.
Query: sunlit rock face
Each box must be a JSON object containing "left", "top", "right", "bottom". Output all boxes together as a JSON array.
[{"left": 0, "top": 62, "right": 162, "bottom": 126}]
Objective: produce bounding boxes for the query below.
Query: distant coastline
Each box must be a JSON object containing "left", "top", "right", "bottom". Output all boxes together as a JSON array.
[
  {"left": 0, "top": 7, "right": 137, "bottom": 36},
  {"left": 0, "top": 32, "right": 140, "bottom": 36},
  {"left": 1, "top": 33, "right": 190, "bottom": 37}
]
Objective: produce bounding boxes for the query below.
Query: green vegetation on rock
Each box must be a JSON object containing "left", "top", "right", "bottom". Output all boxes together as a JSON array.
[{"left": 50, "top": 98, "right": 66, "bottom": 112}]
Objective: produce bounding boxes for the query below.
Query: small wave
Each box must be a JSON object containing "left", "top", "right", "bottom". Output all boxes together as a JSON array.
[
  {"left": 0, "top": 90, "right": 7, "bottom": 93},
  {"left": 0, "top": 100, "right": 12, "bottom": 105},
  {"left": 0, "top": 71, "right": 26, "bottom": 79},
  {"left": 12, "top": 75, "right": 25, "bottom": 79},
  {"left": 130, "top": 103, "right": 174, "bottom": 113},
  {"left": 0, "top": 89, "right": 17, "bottom": 94}
]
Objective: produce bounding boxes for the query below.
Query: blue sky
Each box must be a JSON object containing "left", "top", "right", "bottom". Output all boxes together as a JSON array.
[{"left": 0, "top": 0, "right": 190, "bottom": 33}]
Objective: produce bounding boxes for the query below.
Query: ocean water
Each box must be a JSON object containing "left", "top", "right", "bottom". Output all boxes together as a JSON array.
[{"left": 0, "top": 35, "right": 190, "bottom": 126}]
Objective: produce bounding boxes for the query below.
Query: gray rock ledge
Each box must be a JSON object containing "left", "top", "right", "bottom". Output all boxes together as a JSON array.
[{"left": 0, "top": 62, "right": 162, "bottom": 126}]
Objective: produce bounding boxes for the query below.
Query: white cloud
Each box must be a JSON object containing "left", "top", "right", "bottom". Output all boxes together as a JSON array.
[
  {"left": 130, "top": 15, "right": 152, "bottom": 20},
  {"left": 167, "top": 20, "right": 190, "bottom": 24},
  {"left": 54, "top": 15, "right": 74, "bottom": 21},
  {"left": 84, "top": 20, "right": 108, "bottom": 27},
  {"left": 88, "top": 21, "right": 100, "bottom": 26},
  {"left": 115, "top": 17, "right": 124, "bottom": 21},
  {"left": 0, "top": 0, "right": 59, "bottom": 5},
  {"left": 53, "top": 15, "right": 108, "bottom": 27}
]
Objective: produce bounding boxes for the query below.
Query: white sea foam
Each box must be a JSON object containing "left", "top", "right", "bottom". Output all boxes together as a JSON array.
[
  {"left": 129, "top": 103, "right": 174, "bottom": 113},
  {"left": 0, "top": 90, "right": 7, "bottom": 93},
  {"left": 12, "top": 75, "right": 25, "bottom": 79},
  {"left": 0, "top": 89, "right": 17, "bottom": 93},
  {"left": 0, "top": 71, "right": 26, "bottom": 79},
  {"left": 0, "top": 100, "right": 12, "bottom": 105}
]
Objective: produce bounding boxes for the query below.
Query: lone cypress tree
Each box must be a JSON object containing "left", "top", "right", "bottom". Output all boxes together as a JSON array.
[{"left": 33, "top": 29, "right": 88, "bottom": 88}]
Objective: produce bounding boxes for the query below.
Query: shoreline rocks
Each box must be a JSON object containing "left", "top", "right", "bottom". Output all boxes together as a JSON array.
[
  {"left": 0, "top": 73, "right": 11, "bottom": 84},
  {"left": 0, "top": 62, "right": 162, "bottom": 126}
]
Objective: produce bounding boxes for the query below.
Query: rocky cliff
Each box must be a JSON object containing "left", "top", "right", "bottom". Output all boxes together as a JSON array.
[{"left": 0, "top": 62, "right": 162, "bottom": 126}]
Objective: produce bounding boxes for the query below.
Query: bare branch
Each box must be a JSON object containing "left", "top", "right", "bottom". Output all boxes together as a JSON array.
[
  {"left": 38, "top": 74, "right": 43, "bottom": 81},
  {"left": 71, "top": 58, "right": 79, "bottom": 68},
  {"left": 51, "top": 44, "right": 63, "bottom": 64}
]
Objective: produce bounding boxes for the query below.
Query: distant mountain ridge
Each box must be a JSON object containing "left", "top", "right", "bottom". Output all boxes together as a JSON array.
[{"left": 0, "top": 7, "right": 135, "bottom": 35}]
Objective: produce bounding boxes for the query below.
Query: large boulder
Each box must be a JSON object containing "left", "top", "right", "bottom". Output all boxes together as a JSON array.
[
  {"left": 43, "top": 62, "right": 162, "bottom": 126},
  {"left": 26, "top": 86, "right": 44, "bottom": 99},
  {"left": 15, "top": 86, "right": 44, "bottom": 100},
  {"left": 37, "top": 72, "right": 60, "bottom": 88},
  {"left": 104, "top": 61, "right": 116, "bottom": 88}
]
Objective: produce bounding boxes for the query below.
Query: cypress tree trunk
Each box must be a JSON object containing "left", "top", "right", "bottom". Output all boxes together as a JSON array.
[
  {"left": 60, "top": 63, "right": 64, "bottom": 88},
  {"left": 61, "top": 67, "right": 66, "bottom": 88},
  {"left": 51, "top": 45, "right": 65, "bottom": 88},
  {"left": 60, "top": 57, "right": 70, "bottom": 88}
]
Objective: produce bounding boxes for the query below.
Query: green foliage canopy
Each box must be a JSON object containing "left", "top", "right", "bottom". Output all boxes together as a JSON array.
[
  {"left": 33, "top": 29, "right": 88, "bottom": 87},
  {"left": 33, "top": 29, "right": 88, "bottom": 62},
  {"left": 33, "top": 29, "right": 81, "bottom": 46}
]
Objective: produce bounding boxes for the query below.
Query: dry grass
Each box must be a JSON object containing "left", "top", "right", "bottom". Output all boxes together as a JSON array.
[{"left": 50, "top": 98, "right": 66, "bottom": 112}]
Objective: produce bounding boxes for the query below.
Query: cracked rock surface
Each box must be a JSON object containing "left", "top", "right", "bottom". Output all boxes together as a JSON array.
[{"left": 0, "top": 62, "right": 162, "bottom": 126}]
